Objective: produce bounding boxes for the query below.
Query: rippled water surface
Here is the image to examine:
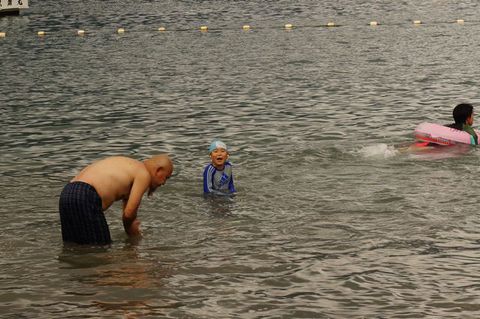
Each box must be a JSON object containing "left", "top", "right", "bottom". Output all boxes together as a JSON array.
[{"left": 2, "top": 1, "right": 480, "bottom": 318}]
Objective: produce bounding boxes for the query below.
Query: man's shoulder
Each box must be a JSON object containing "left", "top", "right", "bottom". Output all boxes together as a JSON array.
[
  {"left": 101, "top": 157, "right": 147, "bottom": 180},
  {"left": 102, "top": 156, "right": 141, "bottom": 165}
]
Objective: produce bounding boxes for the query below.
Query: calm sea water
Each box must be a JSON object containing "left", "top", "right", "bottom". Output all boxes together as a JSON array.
[{"left": 2, "top": 1, "right": 480, "bottom": 318}]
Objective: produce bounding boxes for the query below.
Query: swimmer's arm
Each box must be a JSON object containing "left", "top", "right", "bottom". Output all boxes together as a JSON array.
[
  {"left": 228, "top": 173, "right": 236, "bottom": 193},
  {"left": 122, "top": 172, "right": 150, "bottom": 237},
  {"left": 203, "top": 166, "right": 215, "bottom": 193}
]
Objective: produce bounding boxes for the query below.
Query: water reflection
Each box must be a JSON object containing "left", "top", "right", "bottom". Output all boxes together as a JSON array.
[
  {"left": 57, "top": 242, "right": 174, "bottom": 316},
  {"left": 202, "top": 194, "right": 236, "bottom": 217},
  {"left": 405, "top": 143, "right": 474, "bottom": 160},
  {"left": 59, "top": 243, "right": 172, "bottom": 287}
]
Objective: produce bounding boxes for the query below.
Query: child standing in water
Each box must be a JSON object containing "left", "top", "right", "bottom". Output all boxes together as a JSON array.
[
  {"left": 203, "top": 140, "right": 236, "bottom": 195},
  {"left": 447, "top": 103, "right": 478, "bottom": 145}
]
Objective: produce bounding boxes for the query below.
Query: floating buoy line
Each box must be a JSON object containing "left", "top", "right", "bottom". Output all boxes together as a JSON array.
[{"left": 0, "top": 19, "right": 473, "bottom": 38}]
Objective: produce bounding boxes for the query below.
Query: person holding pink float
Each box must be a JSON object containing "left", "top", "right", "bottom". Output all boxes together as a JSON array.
[{"left": 415, "top": 103, "right": 479, "bottom": 146}]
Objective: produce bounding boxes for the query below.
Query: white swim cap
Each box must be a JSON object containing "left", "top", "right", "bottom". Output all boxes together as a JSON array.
[{"left": 209, "top": 140, "right": 227, "bottom": 153}]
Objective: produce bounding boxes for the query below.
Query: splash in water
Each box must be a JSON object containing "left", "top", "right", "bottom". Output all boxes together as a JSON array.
[{"left": 358, "top": 144, "right": 399, "bottom": 159}]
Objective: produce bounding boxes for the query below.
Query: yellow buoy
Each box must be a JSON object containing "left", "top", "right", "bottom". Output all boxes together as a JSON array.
[
  {"left": 370, "top": 21, "right": 379, "bottom": 26},
  {"left": 284, "top": 23, "right": 293, "bottom": 29},
  {"left": 158, "top": 27, "right": 166, "bottom": 32},
  {"left": 0, "top": 32, "right": 6, "bottom": 38},
  {"left": 37, "top": 31, "right": 46, "bottom": 36},
  {"left": 117, "top": 28, "right": 125, "bottom": 34},
  {"left": 200, "top": 25, "right": 208, "bottom": 32},
  {"left": 77, "top": 30, "right": 85, "bottom": 36},
  {"left": 242, "top": 25, "right": 251, "bottom": 31},
  {"left": 456, "top": 19, "right": 465, "bottom": 24},
  {"left": 413, "top": 20, "right": 422, "bottom": 25},
  {"left": 327, "top": 22, "right": 335, "bottom": 27}
]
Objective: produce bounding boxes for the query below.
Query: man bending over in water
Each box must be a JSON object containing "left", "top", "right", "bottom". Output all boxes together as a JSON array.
[{"left": 59, "top": 155, "right": 173, "bottom": 245}]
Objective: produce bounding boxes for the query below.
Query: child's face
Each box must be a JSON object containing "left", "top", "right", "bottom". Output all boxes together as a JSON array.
[
  {"left": 210, "top": 148, "right": 228, "bottom": 168},
  {"left": 467, "top": 114, "right": 474, "bottom": 126}
]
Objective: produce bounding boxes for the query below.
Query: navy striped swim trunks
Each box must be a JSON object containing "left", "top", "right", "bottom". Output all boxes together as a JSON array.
[{"left": 59, "top": 181, "right": 112, "bottom": 245}]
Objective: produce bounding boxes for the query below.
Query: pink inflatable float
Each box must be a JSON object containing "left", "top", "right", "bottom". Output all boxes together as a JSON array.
[{"left": 414, "top": 122, "right": 480, "bottom": 146}]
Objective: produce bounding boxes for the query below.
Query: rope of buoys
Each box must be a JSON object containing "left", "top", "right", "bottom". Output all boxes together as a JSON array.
[{"left": 0, "top": 19, "right": 474, "bottom": 38}]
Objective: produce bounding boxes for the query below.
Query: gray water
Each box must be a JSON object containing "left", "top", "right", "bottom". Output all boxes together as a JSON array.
[{"left": 2, "top": 1, "right": 480, "bottom": 318}]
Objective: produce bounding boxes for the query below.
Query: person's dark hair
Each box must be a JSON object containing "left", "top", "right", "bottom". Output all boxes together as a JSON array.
[{"left": 447, "top": 103, "right": 473, "bottom": 130}]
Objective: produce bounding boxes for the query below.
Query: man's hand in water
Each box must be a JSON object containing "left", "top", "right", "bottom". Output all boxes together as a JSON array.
[{"left": 124, "top": 218, "right": 142, "bottom": 237}]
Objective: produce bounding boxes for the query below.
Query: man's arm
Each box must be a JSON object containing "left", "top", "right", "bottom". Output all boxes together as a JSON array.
[{"left": 122, "top": 171, "right": 150, "bottom": 236}]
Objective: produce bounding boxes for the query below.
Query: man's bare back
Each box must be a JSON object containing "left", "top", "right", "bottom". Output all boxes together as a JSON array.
[{"left": 72, "top": 156, "right": 149, "bottom": 211}]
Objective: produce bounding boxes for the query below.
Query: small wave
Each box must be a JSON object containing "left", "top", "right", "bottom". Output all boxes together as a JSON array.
[{"left": 358, "top": 144, "right": 399, "bottom": 159}]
